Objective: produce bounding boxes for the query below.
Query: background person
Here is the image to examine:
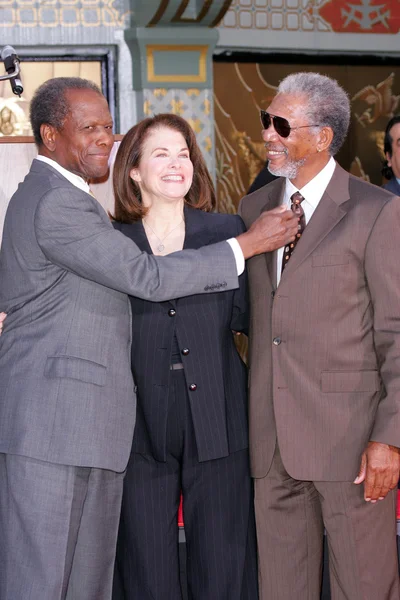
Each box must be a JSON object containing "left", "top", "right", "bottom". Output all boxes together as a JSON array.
[
  {"left": 111, "top": 113, "right": 258, "bottom": 600},
  {"left": 0, "top": 77, "right": 298, "bottom": 600},
  {"left": 239, "top": 72, "right": 400, "bottom": 600},
  {"left": 382, "top": 114, "right": 400, "bottom": 195}
]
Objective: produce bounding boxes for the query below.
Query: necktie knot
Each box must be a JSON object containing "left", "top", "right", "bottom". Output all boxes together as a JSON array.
[
  {"left": 290, "top": 191, "right": 304, "bottom": 216},
  {"left": 291, "top": 191, "right": 304, "bottom": 206}
]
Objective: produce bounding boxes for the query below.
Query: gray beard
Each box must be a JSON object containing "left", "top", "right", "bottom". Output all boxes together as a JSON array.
[{"left": 267, "top": 157, "right": 307, "bottom": 180}]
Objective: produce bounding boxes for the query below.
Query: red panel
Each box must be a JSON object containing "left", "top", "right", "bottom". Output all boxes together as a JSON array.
[
  {"left": 320, "top": 1, "right": 400, "bottom": 34},
  {"left": 178, "top": 494, "right": 184, "bottom": 528},
  {"left": 397, "top": 489, "right": 400, "bottom": 521}
]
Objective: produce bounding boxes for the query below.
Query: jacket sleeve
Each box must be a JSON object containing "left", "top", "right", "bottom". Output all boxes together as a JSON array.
[
  {"left": 230, "top": 215, "right": 249, "bottom": 335},
  {"left": 34, "top": 187, "right": 239, "bottom": 303},
  {"left": 365, "top": 196, "right": 400, "bottom": 448}
]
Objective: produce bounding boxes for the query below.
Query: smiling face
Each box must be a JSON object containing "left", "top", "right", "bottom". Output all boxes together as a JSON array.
[
  {"left": 263, "top": 92, "right": 330, "bottom": 188},
  {"left": 130, "top": 126, "right": 194, "bottom": 206},
  {"left": 41, "top": 88, "right": 114, "bottom": 181}
]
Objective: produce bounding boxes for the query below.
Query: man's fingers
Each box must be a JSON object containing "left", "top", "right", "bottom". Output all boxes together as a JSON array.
[
  {"left": 369, "top": 471, "right": 386, "bottom": 502},
  {"left": 390, "top": 469, "right": 400, "bottom": 492},
  {"left": 361, "top": 442, "right": 400, "bottom": 502},
  {"left": 354, "top": 452, "right": 367, "bottom": 484},
  {"left": 269, "top": 205, "right": 287, "bottom": 213},
  {"left": 276, "top": 208, "right": 294, "bottom": 219},
  {"left": 275, "top": 208, "right": 299, "bottom": 226},
  {"left": 240, "top": 206, "right": 304, "bottom": 257},
  {"left": 378, "top": 471, "right": 394, "bottom": 501},
  {"left": 363, "top": 467, "right": 377, "bottom": 502}
]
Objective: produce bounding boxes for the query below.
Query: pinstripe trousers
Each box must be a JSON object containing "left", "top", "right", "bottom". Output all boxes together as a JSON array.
[{"left": 113, "top": 369, "right": 258, "bottom": 600}]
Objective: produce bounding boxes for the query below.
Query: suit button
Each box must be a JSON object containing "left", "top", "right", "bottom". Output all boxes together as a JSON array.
[
  {"left": 273, "top": 337, "right": 281, "bottom": 346},
  {"left": 189, "top": 383, "right": 197, "bottom": 391},
  {"left": 181, "top": 348, "right": 190, "bottom": 356},
  {"left": 168, "top": 308, "right": 176, "bottom": 317}
]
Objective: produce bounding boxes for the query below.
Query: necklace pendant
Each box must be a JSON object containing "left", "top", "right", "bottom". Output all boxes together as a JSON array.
[{"left": 158, "top": 244, "right": 165, "bottom": 252}]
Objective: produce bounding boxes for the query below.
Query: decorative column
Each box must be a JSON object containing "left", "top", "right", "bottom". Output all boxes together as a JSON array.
[{"left": 124, "top": 0, "right": 233, "bottom": 174}]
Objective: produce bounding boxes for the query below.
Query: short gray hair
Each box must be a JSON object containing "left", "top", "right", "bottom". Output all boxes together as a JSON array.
[
  {"left": 30, "top": 77, "right": 103, "bottom": 147},
  {"left": 278, "top": 72, "right": 350, "bottom": 156}
]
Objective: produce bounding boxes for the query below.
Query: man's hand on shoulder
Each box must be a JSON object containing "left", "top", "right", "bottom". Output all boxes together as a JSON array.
[
  {"left": 236, "top": 206, "right": 298, "bottom": 259},
  {"left": 354, "top": 441, "right": 400, "bottom": 502}
]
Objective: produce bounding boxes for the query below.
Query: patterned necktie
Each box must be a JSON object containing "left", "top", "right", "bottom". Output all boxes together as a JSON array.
[{"left": 281, "top": 191, "right": 306, "bottom": 273}]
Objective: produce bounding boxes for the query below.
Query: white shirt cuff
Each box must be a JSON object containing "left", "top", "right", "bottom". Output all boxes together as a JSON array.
[{"left": 226, "top": 238, "right": 245, "bottom": 275}]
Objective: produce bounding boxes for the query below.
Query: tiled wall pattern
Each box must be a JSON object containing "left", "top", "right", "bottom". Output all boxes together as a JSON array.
[
  {"left": 220, "top": 0, "right": 397, "bottom": 33},
  {"left": 143, "top": 88, "right": 214, "bottom": 173},
  {"left": 220, "top": 0, "right": 332, "bottom": 32},
  {"left": 0, "top": 0, "right": 129, "bottom": 28}
]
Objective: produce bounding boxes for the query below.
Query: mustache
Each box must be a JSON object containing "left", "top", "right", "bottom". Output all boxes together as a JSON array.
[{"left": 264, "top": 143, "right": 288, "bottom": 153}]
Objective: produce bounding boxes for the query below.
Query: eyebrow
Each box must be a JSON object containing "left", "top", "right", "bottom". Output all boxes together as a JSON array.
[{"left": 151, "top": 147, "right": 189, "bottom": 152}]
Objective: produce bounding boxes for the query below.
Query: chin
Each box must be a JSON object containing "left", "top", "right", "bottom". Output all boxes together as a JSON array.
[
  {"left": 268, "top": 159, "right": 305, "bottom": 180},
  {"left": 88, "top": 167, "right": 110, "bottom": 181}
]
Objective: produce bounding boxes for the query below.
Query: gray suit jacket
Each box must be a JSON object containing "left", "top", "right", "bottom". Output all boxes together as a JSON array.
[
  {"left": 240, "top": 164, "right": 400, "bottom": 481},
  {"left": 0, "top": 159, "right": 238, "bottom": 472}
]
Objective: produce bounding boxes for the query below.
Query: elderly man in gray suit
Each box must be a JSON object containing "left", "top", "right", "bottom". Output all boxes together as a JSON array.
[
  {"left": 240, "top": 72, "right": 400, "bottom": 599},
  {"left": 0, "top": 77, "right": 298, "bottom": 600}
]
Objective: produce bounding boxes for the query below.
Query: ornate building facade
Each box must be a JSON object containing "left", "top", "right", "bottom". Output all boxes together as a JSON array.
[{"left": 1, "top": 0, "right": 400, "bottom": 209}]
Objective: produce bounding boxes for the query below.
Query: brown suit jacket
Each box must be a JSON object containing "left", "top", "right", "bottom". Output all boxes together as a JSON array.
[{"left": 239, "top": 163, "right": 400, "bottom": 481}]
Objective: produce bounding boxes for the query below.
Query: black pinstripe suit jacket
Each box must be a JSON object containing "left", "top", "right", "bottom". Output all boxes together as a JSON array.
[{"left": 113, "top": 205, "right": 249, "bottom": 462}]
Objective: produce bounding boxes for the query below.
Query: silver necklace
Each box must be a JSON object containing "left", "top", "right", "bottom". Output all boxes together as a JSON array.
[{"left": 143, "top": 217, "right": 184, "bottom": 252}]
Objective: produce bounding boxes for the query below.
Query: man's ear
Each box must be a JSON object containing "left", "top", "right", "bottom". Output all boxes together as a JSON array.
[
  {"left": 385, "top": 151, "right": 392, "bottom": 167},
  {"left": 316, "top": 126, "right": 334, "bottom": 153},
  {"left": 40, "top": 123, "right": 57, "bottom": 152},
  {"left": 130, "top": 167, "right": 141, "bottom": 183}
]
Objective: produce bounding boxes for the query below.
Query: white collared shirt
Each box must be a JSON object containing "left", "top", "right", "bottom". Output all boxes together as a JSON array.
[
  {"left": 35, "top": 155, "right": 245, "bottom": 275},
  {"left": 36, "top": 155, "right": 91, "bottom": 195},
  {"left": 276, "top": 156, "right": 336, "bottom": 285}
]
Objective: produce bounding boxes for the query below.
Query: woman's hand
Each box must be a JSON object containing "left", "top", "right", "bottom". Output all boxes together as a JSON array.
[{"left": 0, "top": 312, "right": 7, "bottom": 335}]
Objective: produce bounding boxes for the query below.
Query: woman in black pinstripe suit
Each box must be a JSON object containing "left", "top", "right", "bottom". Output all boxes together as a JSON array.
[{"left": 112, "top": 114, "right": 258, "bottom": 600}]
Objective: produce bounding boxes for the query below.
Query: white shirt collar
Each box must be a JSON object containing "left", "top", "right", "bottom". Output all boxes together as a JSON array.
[
  {"left": 284, "top": 156, "right": 336, "bottom": 209},
  {"left": 36, "top": 155, "right": 91, "bottom": 194}
]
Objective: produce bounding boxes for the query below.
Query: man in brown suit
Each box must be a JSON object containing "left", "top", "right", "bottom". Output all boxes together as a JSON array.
[{"left": 239, "top": 72, "right": 400, "bottom": 599}]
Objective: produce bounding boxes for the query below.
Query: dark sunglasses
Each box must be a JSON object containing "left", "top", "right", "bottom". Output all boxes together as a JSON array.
[{"left": 260, "top": 110, "right": 318, "bottom": 138}]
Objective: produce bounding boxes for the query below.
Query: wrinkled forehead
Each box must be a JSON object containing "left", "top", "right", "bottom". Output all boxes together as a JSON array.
[
  {"left": 267, "top": 92, "right": 310, "bottom": 122},
  {"left": 64, "top": 88, "right": 111, "bottom": 122}
]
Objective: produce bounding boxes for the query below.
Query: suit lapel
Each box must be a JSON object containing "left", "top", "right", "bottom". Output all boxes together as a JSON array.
[
  {"left": 121, "top": 220, "right": 153, "bottom": 255},
  {"left": 123, "top": 207, "right": 214, "bottom": 307},
  {"left": 125, "top": 206, "right": 214, "bottom": 252},
  {"left": 259, "top": 179, "right": 285, "bottom": 289},
  {"left": 182, "top": 205, "right": 214, "bottom": 250},
  {"left": 279, "top": 163, "right": 350, "bottom": 282}
]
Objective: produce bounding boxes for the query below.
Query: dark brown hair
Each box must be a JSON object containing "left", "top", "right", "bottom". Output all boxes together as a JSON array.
[{"left": 112, "top": 113, "right": 216, "bottom": 222}]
